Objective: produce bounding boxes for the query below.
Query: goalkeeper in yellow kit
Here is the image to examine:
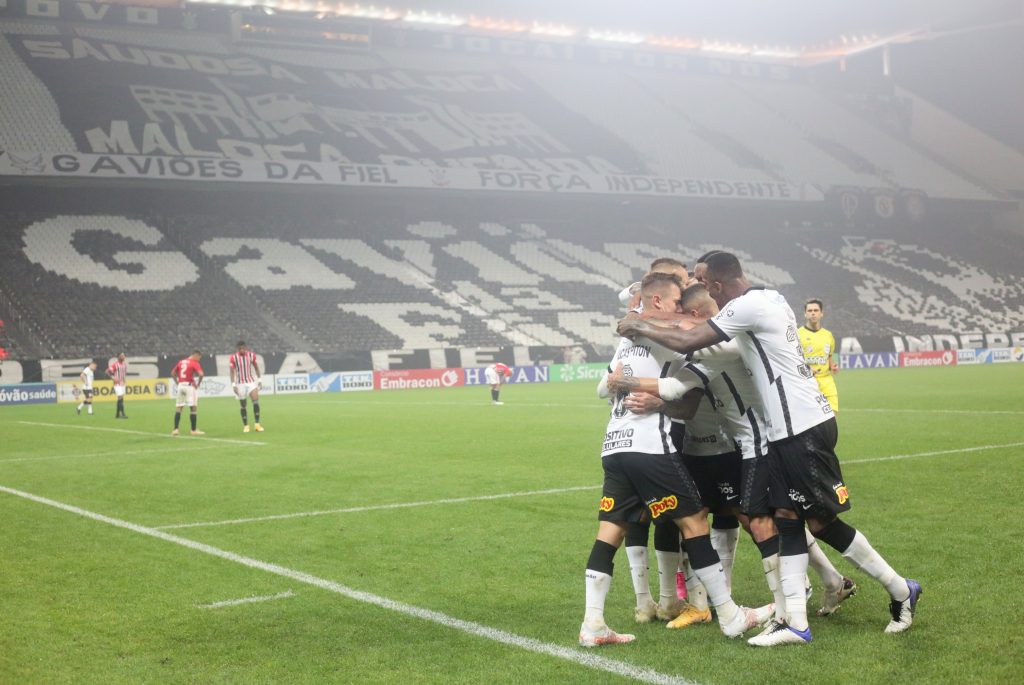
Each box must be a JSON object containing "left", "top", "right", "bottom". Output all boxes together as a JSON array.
[{"left": 798, "top": 299, "right": 840, "bottom": 413}]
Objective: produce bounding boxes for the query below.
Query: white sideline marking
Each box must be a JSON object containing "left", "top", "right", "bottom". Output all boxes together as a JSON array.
[
  {"left": 155, "top": 485, "right": 600, "bottom": 530},
  {"left": 285, "top": 400, "right": 599, "bottom": 408},
  {"left": 847, "top": 408, "right": 1024, "bottom": 416},
  {"left": 156, "top": 440, "right": 1024, "bottom": 531},
  {"left": 198, "top": 590, "right": 296, "bottom": 609},
  {"left": 18, "top": 421, "right": 266, "bottom": 446},
  {"left": 0, "top": 485, "right": 697, "bottom": 685},
  {"left": 0, "top": 444, "right": 221, "bottom": 464},
  {"left": 843, "top": 441, "right": 1024, "bottom": 465}
]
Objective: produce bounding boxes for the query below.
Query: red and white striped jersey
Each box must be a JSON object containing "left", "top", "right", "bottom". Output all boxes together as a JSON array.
[
  {"left": 107, "top": 360, "right": 127, "bottom": 386},
  {"left": 230, "top": 350, "right": 260, "bottom": 384}
]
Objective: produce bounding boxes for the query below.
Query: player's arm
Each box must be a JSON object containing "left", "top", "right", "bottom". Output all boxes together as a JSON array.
[
  {"left": 829, "top": 333, "right": 839, "bottom": 374},
  {"left": 617, "top": 312, "right": 725, "bottom": 356},
  {"left": 80, "top": 371, "right": 86, "bottom": 383},
  {"left": 623, "top": 388, "right": 703, "bottom": 420}
]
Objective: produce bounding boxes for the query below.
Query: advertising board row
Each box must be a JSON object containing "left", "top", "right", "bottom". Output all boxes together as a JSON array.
[{"left": 2, "top": 352, "right": 1022, "bottom": 406}]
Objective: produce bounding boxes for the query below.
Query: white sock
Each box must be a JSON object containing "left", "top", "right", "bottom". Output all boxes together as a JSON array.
[
  {"left": 584, "top": 569, "right": 612, "bottom": 626},
  {"left": 625, "top": 546, "right": 652, "bottom": 608},
  {"left": 655, "top": 549, "right": 681, "bottom": 606},
  {"left": 682, "top": 555, "right": 708, "bottom": 611},
  {"left": 692, "top": 562, "right": 738, "bottom": 624},
  {"left": 711, "top": 527, "right": 740, "bottom": 590},
  {"left": 780, "top": 553, "right": 810, "bottom": 631},
  {"left": 762, "top": 553, "right": 787, "bottom": 622},
  {"left": 77, "top": 403, "right": 83, "bottom": 411},
  {"left": 87, "top": 405, "right": 93, "bottom": 414},
  {"left": 841, "top": 531, "right": 909, "bottom": 601},
  {"left": 805, "top": 528, "right": 843, "bottom": 591}
]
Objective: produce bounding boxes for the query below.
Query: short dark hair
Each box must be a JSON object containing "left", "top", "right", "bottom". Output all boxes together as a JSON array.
[
  {"left": 191, "top": 349, "right": 202, "bottom": 356},
  {"left": 805, "top": 299, "right": 824, "bottom": 310},
  {"left": 695, "top": 250, "right": 724, "bottom": 265},
  {"left": 650, "top": 257, "right": 686, "bottom": 271},
  {"left": 237, "top": 340, "right": 247, "bottom": 348},
  {"left": 678, "top": 283, "right": 710, "bottom": 311},
  {"left": 640, "top": 271, "right": 683, "bottom": 295},
  {"left": 703, "top": 252, "right": 743, "bottom": 282}
]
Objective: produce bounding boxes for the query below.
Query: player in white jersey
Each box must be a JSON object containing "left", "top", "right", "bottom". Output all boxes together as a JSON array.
[
  {"left": 580, "top": 272, "right": 769, "bottom": 647},
  {"left": 611, "top": 284, "right": 855, "bottom": 627},
  {"left": 229, "top": 341, "right": 264, "bottom": 433},
  {"left": 76, "top": 360, "right": 97, "bottom": 415},
  {"left": 617, "top": 253, "right": 920, "bottom": 645}
]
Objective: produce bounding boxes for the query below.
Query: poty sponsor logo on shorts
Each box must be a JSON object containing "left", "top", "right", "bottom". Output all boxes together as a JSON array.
[
  {"left": 833, "top": 483, "right": 850, "bottom": 505},
  {"left": 599, "top": 497, "right": 614, "bottom": 512},
  {"left": 648, "top": 495, "right": 678, "bottom": 519},
  {"left": 0, "top": 383, "right": 58, "bottom": 405}
]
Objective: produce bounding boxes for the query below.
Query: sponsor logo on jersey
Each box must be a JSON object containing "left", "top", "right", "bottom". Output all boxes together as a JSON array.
[
  {"left": 648, "top": 495, "right": 678, "bottom": 519},
  {"left": 599, "top": 497, "right": 615, "bottom": 512},
  {"left": 833, "top": 483, "right": 850, "bottom": 505}
]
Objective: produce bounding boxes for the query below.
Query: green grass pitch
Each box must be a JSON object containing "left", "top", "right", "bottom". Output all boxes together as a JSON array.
[{"left": 1, "top": 365, "right": 1023, "bottom": 684}]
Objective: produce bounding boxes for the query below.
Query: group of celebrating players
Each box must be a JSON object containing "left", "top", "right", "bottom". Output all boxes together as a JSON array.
[
  {"left": 580, "top": 251, "right": 919, "bottom": 648},
  {"left": 75, "top": 342, "right": 266, "bottom": 436}
]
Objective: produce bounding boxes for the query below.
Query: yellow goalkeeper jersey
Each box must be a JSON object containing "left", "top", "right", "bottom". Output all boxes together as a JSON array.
[{"left": 798, "top": 326, "right": 835, "bottom": 379}]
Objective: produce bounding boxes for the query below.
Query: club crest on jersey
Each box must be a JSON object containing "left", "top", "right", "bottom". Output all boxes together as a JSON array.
[
  {"left": 599, "top": 497, "right": 615, "bottom": 512},
  {"left": 648, "top": 495, "right": 678, "bottom": 519},
  {"left": 833, "top": 483, "right": 850, "bottom": 505}
]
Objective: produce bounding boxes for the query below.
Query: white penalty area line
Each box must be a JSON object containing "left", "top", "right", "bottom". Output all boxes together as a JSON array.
[
  {"left": 847, "top": 408, "right": 1024, "bottom": 416},
  {"left": 18, "top": 421, "right": 266, "bottom": 447},
  {"left": 155, "top": 485, "right": 601, "bottom": 531},
  {"left": 0, "top": 444, "right": 221, "bottom": 464},
  {"left": 0, "top": 484, "right": 697, "bottom": 685},
  {"left": 843, "top": 441, "right": 1024, "bottom": 465},
  {"left": 197, "top": 590, "right": 296, "bottom": 610},
  {"left": 156, "top": 440, "right": 1024, "bottom": 531}
]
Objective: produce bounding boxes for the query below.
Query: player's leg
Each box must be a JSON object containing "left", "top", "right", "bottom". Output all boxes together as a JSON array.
[
  {"left": 667, "top": 548, "right": 712, "bottom": 629},
  {"left": 624, "top": 520, "right": 656, "bottom": 622},
  {"left": 580, "top": 454, "right": 637, "bottom": 647},
  {"left": 84, "top": 390, "right": 93, "bottom": 415},
  {"left": 189, "top": 389, "right": 203, "bottom": 435},
  {"left": 631, "top": 453, "right": 764, "bottom": 638},
  {"left": 652, "top": 522, "right": 684, "bottom": 620},
  {"left": 173, "top": 407, "right": 183, "bottom": 435},
  {"left": 739, "top": 454, "right": 789, "bottom": 628},
  {"left": 711, "top": 514, "right": 740, "bottom": 589},
  {"left": 237, "top": 385, "right": 249, "bottom": 431},
  {"left": 251, "top": 387, "right": 263, "bottom": 431},
  {"left": 805, "top": 525, "right": 857, "bottom": 616},
  {"left": 491, "top": 383, "right": 503, "bottom": 405},
  {"left": 810, "top": 516, "right": 918, "bottom": 632}
]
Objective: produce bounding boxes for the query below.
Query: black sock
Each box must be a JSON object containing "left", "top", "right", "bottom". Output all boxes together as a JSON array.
[
  {"left": 174, "top": 412, "right": 181, "bottom": 429},
  {"left": 116, "top": 398, "right": 124, "bottom": 416},
  {"left": 586, "top": 539, "right": 617, "bottom": 575},
  {"left": 625, "top": 521, "right": 650, "bottom": 548},
  {"left": 756, "top": 534, "right": 780, "bottom": 559},
  {"left": 774, "top": 517, "right": 808, "bottom": 556},
  {"left": 491, "top": 388, "right": 499, "bottom": 401},
  {"left": 813, "top": 518, "right": 857, "bottom": 552},
  {"left": 240, "top": 400, "right": 248, "bottom": 426},
  {"left": 682, "top": 534, "right": 720, "bottom": 570},
  {"left": 654, "top": 521, "right": 681, "bottom": 552},
  {"left": 712, "top": 514, "right": 740, "bottom": 530},
  {"left": 253, "top": 402, "right": 260, "bottom": 422},
  {"left": 190, "top": 413, "right": 197, "bottom": 431}
]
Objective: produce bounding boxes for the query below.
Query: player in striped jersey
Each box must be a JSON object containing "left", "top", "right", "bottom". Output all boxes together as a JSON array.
[
  {"left": 230, "top": 341, "right": 264, "bottom": 433},
  {"left": 106, "top": 352, "right": 128, "bottom": 419}
]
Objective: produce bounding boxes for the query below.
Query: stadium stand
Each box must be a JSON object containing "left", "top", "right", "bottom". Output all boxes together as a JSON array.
[{"left": 0, "top": 12, "right": 1020, "bottom": 359}]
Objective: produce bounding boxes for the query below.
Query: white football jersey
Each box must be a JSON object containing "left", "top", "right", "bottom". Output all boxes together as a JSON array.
[
  {"left": 601, "top": 337, "right": 675, "bottom": 457},
  {"left": 708, "top": 287, "right": 833, "bottom": 441},
  {"left": 675, "top": 358, "right": 767, "bottom": 461},
  {"left": 80, "top": 366, "right": 94, "bottom": 390}
]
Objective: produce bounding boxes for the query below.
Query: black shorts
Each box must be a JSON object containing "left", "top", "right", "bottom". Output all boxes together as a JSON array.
[
  {"left": 768, "top": 418, "right": 850, "bottom": 519},
  {"left": 598, "top": 451, "right": 704, "bottom": 525},
  {"left": 82, "top": 389, "right": 93, "bottom": 399},
  {"left": 740, "top": 453, "right": 773, "bottom": 517},
  {"left": 682, "top": 451, "right": 742, "bottom": 514}
]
